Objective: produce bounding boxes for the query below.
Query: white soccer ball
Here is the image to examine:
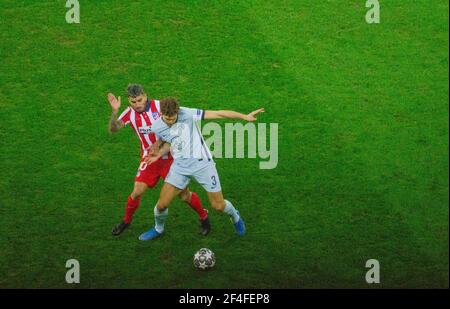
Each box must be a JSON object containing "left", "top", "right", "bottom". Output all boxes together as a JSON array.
[{"left": 193, "top": 248, "right": 216, "bottom": 270}]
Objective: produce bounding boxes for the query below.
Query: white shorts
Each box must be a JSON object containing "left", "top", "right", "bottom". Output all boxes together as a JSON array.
[{"left": 165, "top": 160, "right": 222, "bottom": 193}]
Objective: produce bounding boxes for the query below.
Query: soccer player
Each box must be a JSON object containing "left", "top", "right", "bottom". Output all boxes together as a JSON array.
[
  {"left": 107, "top": 84, "right": 211, "bottom": 236},
  {"left": 138, "top": 98, "right": 264, "bottom": 240}
]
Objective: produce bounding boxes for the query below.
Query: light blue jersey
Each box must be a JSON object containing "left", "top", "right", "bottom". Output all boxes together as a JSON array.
[
  {"left": 151, "top": 107, "right": 221, "bottom": 192},
  {"left": 151, "top": 107, "right": 213, "bottom": 165}
]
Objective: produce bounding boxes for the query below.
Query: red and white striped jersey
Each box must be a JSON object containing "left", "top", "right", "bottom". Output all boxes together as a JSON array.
[{"left": 118, "top": 99, "right": 170, "bottom": 159}]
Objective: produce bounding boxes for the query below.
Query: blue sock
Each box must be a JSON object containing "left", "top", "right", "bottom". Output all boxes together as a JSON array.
[{"left": 223, "top": 200, "right": 240, "bottom": 223}]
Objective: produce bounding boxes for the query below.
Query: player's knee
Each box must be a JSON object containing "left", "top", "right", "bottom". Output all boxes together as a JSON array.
[
  {"left": 131, "top": 190, "right": 142, "bottom": 200},
  {"left": 131, "top": 188, "right": 145, "bottom": 199},
  {"left": 132, "top": 183, "right": 147, "bottom": 199},
  {"left": 211, "top": 200, "right": 225, "bottom": 211},
  {"left": 178, "top": 190, "right": 191, "bottom": 203}
]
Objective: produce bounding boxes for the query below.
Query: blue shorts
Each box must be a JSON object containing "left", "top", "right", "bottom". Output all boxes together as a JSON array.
[{"left": 165, "top": 160, "right": 222, "bottom": 193}]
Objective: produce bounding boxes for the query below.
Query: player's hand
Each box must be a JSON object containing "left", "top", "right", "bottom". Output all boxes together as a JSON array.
[
  {"left": 107, "top": 93, "right": 121, "bottom": 114},
  {"left": 147, "top": 143, "right": 160, "bottom": 155},
  {"left": 144, "top": 153, "right": 161, "bottom": 165},
  {"left": 244, "top": 108, "right": 265, "bottom": 122}
]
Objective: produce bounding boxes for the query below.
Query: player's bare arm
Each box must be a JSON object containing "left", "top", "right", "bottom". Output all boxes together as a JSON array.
[
  {"left": 107, "top": 93, "right": 125, "bottom": 133},
  {"left": 144, "top": 142, "right": 171, "bottom": 165},
  {"left": 204, "top": 108, "right": 265, "bottom": 122},
  {"left": 148, "top": 139, "right": 164, "bottom": 155}
]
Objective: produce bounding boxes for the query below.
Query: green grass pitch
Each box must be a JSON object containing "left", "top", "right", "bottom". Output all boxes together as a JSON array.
[{"left": 0, "top": 0, "right": 448, "bottom": 288}]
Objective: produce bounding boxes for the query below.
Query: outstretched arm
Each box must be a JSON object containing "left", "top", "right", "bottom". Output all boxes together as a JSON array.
[
  {"left": 107, "top": 93, "right": 125, "bottom": 133},
  {"left": 204, "top": 108, "right": 264, "bottom": 122}
]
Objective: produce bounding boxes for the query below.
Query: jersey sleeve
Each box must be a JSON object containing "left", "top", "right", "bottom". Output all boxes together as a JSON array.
[
  {"left": 182, "top": 107, "right": 205, "bottom": 121},
  {"left": 118, "top": 107, "right": 131, "bottom": 126}
]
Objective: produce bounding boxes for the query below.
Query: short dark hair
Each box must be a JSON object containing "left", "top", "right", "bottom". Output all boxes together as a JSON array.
[
  {"left": 160, "top": 98, "right": 180, "bottom": 116},
  {"left": 127, "top": 84, "right": 145, "bottom": 97}
]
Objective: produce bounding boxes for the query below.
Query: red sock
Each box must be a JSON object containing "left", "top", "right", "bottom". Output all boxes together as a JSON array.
[
  {"left": 123, "top": 196, "right": 141, "bottom": 224},
  {"left": 188, "top": 192, "right": 208, "bottom": 220}
]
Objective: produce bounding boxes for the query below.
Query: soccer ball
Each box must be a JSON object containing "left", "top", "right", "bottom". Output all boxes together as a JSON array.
[{"left": 193, "top": 248, "right": 215, "bottom": 270}]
